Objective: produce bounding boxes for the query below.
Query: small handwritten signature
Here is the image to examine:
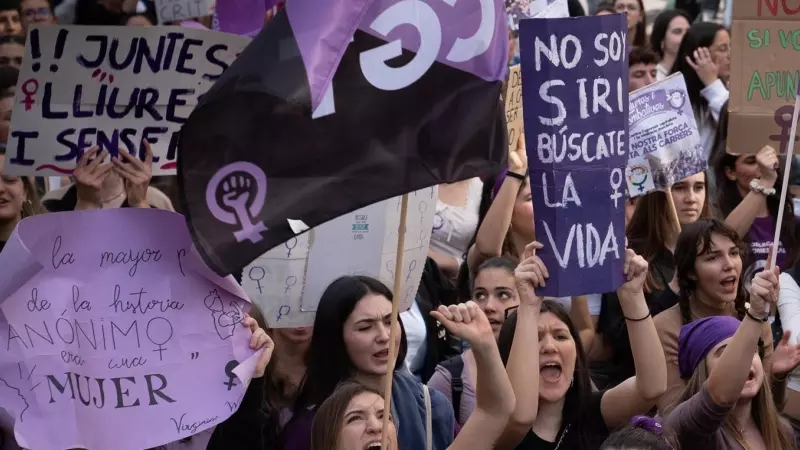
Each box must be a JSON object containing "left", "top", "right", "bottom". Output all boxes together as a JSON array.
[{"left": 170, "top": 413, "right": 219, "bottom": 435}]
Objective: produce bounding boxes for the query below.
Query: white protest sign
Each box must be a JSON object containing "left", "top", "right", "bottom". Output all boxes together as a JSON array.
[
  {"left": 241, "top": 187, "right": 437, "bottom": 328},
  {"left": 626, "top": 74, "right": 707, "bottom": 197},
  {"left": 531, "top": 0, "right": 569, "bottom": 18},
  {"left": 4, "top": 25, "right": 250, "bottom": 177},
  {"left": 156, "top": 0, "right": 215, "bottom": 24}
]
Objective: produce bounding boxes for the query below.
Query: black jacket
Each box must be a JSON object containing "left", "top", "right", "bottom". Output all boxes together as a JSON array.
[{"left": 414, "top": 258, "right": 462, "bottom": 383}]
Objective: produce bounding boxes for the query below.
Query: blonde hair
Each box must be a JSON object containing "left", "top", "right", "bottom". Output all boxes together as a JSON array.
[
  {"left": 20, "top": 177, "right": 44, "bottom": 218},
  {"left": 675, "top": 359, "right": 793, "bottom": 449}
]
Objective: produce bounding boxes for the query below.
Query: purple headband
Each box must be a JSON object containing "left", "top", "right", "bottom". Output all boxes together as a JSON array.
[
  {"left": 630, "top": 415, "right": 664, "bottom": 435},
  {"left": 678, "top": 316, "right": 740, "bottom": 380},
  {"left": 630, "top": 416, "right": 674, "bottom": 449}
]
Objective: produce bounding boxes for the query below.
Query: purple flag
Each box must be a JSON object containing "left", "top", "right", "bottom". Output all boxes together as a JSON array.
[
  {"left": 287, "top": 0, "right": 509, "bottom": 110},
  {"left": 216, "top": 0, "right": 278, "bottom": 36}
]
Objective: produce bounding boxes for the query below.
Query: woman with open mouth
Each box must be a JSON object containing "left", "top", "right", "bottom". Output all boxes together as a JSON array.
[
  {"left": 496, "top": 241, "right": 667, "bottom": 449},
  {"left": 310, "top": 301, "right": 515, "bottom": 450},
  {"left": 667, "top": 265, "right": 797, "bottom": 449},
  {"left": 280, "top": 276, "right": 456, "bottom": 450},
  {"left": 653, "top": 219, "right": 800, "bottom": 416},
  {"left": 595, "top": 171, "right": 711, "bottom": 389}
]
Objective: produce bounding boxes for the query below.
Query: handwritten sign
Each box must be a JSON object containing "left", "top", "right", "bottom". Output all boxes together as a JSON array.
[
  {"left": 3, "top": 25, "right": 249, "bottom": 176},
  {"left": 156, "top": 0, "right": 215, "bottom": 23},
  {"left": 0, "top": 209, "right": 259, "bottom": 450},
  {"left": 505, "top": 65, "right": 523, "bottom": 152},
  {"left": 241, "top": 187, "right": 436, "bottom": 328},
  {"left": 519, "top": 14, "right": 628, "bottom": 297},
  {"left": 626, "top": 74, "right": 707, "bottom": 196},
  {"left": 729, "top": 0, "right": 800, "bottom": 154}
]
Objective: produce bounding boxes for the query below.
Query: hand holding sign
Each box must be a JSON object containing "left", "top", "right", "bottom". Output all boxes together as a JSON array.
[
  {"left": 243, "top": 316, "right": 274, "bottom": 379},
  {"left": 509, "top": 131, "right": 528, "bottom": 174},
  {"left": 514, "top": 241, "right": 548, "bottom": 306},
  {"left": 74, "top": 147, "right": 113, "bottom": 210},
  {"left": 112, "top": 140, "right": 153, "bottom": 208},
  {"left": 618, "top": 248, "right": 648, "bottom": 295}
]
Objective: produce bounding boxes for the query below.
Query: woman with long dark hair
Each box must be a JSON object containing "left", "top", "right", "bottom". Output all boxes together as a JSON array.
[
  {"left": 670, "top": 22, "right": 730, "bottom": 157},
  {"left": 613, "top": 0, "right": 647, "bottom": 48},
  {"left": 310, "top": 300, "right": 515, "bottom": 450},
  {"left": 594, "top": 172, "right": 712, "bottom": 388},
  {"left": 649, "top": 9, "right": 691, "bottom": 80},
  {"left": 496, "top": 242, "right": 666, "bottom": 449},
  {"left": 714, "top": 145, "right": 800, "bottom": 286},
  {"left": 280, "top": 276, "right": 455, "bottom": 450},
  {"left": 652, "top": 219, "right": 800, "bottom": 415}
]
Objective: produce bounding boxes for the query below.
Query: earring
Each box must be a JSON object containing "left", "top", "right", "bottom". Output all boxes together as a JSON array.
[{"left": 570, "top": 377, "right": 574, "bottom": 387}]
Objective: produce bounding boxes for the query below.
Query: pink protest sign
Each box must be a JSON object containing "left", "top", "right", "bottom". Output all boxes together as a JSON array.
[{"left": 0, "top": 208, "right": 260, "bottom": 450}]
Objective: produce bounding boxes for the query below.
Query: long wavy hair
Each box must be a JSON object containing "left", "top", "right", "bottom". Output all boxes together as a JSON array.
[
  {"left": 626, "top": 176, "right": 713, "bottom": 293},
  {"left": 614, "top": 0, "right": 647, "bottom": 48},
  {"left": 676, "top": 358, "right": 793, "bottom": 449},
  {"left": 674, "top": 219, "right": 748, "bottom": 326},
  {"left": 670, "top": 22, "right": 727, "bottom": 119},
  {"left": 498, "top": 300, "right": 596, "bottom": 448},
  {"left": 295, "top": 276, "right": 407, "bottom": 410}
]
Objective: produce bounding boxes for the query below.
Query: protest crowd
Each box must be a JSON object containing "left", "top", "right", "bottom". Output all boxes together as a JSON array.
[{"left": 2, "top": 0, "right": 800, "bottom": 449}]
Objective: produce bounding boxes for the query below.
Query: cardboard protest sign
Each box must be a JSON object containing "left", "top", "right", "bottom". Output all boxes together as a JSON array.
[
  {"left": 626, "top": 74, "right": 707, "bottom": 197},
  {"left": 0, "top": 209, "right": 260, "bottom": 450},
  {"left": 729, "top": 0, "right": 800, "bottom": 154},
  {"left": 155, "top": 0, "right": 214, "bottom": 23},
  {"left": 3, "top": 26, "right": 249, "bottom": 177},
  {"left": 520, "top": 14, "right": 628, "bottom": 297},
  {"left": 506, "top": 65, "right": 523, "bottom": 152},
  {"left": 241, "top": 187, "right": 436, "bottom": 328}
]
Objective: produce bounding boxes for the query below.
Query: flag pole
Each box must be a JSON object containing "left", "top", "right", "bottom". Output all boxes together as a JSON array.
[
  {"left": 664, "top": 189, "right": 682, "bottom": 234},
  {"left": 381, "top": 193, "right": 409, "bottom": 448},
  {"left": 767, "top": 82, "right": 800, "bottom": 313}
]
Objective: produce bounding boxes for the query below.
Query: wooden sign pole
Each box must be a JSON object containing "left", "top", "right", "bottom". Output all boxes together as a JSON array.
[{"left": 381, "top": 193, "right": 409, "bottom": 448}]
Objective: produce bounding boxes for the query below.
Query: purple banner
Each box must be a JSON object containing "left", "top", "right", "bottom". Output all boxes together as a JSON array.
[
  {"left": 287, "top": 0, "right": 509, "bottom": 110},
  {"left": 520, "top": 14, "right": 628, "bottom": 297},
  {"left": 216, "top": 0, "right": 276, "bottom": 36}
]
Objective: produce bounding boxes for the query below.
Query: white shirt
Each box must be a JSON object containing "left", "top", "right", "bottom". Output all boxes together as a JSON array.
[
  {"left": 697, "top": 79, "right": 730, "bottom": 159},
  {"left": 401, "top": 301, "right": 428, "bottom": 376},
  {"left": 552, "top": 294, "right": 602, "bottom": 316},
  {"left": 430, "top": 178, "right": 483, "bottom": 264}
]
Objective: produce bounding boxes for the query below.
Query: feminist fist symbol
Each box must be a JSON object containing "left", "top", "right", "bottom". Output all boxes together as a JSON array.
[
  {"left": 204, "top": 289, "right": 244, "bottom": 340},
  {"left": 206, "top": 162, "right": 268, "bottom": 244}
]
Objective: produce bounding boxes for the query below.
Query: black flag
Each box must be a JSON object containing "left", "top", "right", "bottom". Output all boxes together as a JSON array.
[{"left": 178, "top": 9, "right": 507, "bottom": 276}]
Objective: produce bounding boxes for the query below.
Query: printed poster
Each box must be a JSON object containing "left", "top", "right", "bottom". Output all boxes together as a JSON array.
[{"left": 626, "top": 74, "right": 707, "bottom": 197}]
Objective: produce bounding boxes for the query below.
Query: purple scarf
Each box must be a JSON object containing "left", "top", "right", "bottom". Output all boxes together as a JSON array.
[{"left": 678, "top": 316, "right": 741, "bottom": 380}]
